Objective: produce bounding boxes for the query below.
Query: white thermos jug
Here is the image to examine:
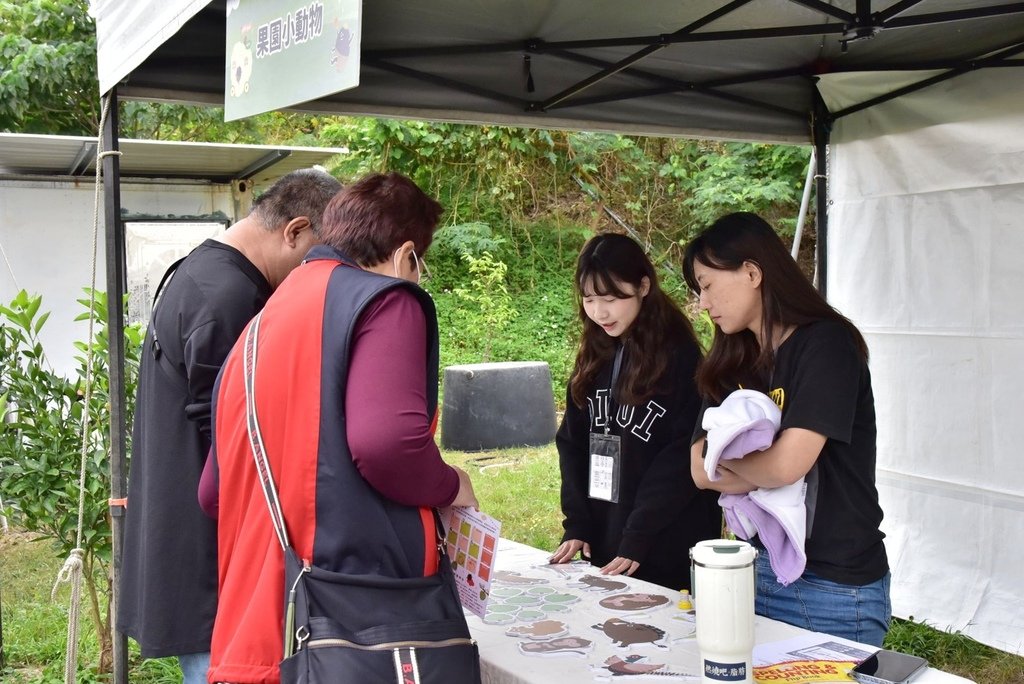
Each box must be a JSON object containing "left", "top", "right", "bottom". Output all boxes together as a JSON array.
[{"left": 691, "top": 539, "right": 758, "bottom": 684}]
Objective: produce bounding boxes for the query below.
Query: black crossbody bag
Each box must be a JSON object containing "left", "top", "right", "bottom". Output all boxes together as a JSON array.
[{"left": 242, "top": 312, "right": 482, "bottom": 684}]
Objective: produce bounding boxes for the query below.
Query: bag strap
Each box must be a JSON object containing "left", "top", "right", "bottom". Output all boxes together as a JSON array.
[
  {"left": 152, "top": 255, "right": 186, "bottom": 307},
  {"left": 148, "top": 256, "right": 186, "bottom": 366},
  {"left": 242, "top": 311, "right": 291, "bottom": 550}
]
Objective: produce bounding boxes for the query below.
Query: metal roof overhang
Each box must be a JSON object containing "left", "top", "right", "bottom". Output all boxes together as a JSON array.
[
  {"left": 97, "top": 0, "right": 1024, "bottom": 144},
  {"left": 0, "top": 133, "right": 347, "bottom": 186}
]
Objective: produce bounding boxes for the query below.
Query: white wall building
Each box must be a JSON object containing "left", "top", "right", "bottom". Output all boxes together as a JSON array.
[{"left": 0, "top": 134, "right": 345, "bottom": 377}]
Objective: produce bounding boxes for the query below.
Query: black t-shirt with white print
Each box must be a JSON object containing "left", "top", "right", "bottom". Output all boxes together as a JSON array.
[{"left": 694, "top": 319, "right": 888, "bottom": 586}]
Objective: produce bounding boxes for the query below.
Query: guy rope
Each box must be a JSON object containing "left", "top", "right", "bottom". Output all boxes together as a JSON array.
[{"left": 49, "top": 92, "right": 122, "bottom": 684}]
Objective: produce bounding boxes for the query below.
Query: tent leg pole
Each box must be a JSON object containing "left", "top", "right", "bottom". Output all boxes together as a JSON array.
[
  {"left": 102, "top": 87, "right": 130, "bottom": 684},
  {"left": 791, "top": 147, "right": 816, "bottom": 260},
  {"left": 813, "top": 93, "right": 832, "bottom": 299}
]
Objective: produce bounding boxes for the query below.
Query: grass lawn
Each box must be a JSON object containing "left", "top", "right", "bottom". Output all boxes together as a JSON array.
[{"left": 2, "top": 444, "right": 1022, "bottom": 682}]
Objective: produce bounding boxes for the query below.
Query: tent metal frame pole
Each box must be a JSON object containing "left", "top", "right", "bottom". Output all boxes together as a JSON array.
[
  {"left": 364, "top": 58, "right": 528, "bottom": 107},
  {"left": 885, "top": 2, "right": 1024, "bottom": 28},
  {"left": 833, "top": 39, "right": 1024, "bottom": 119},
  {"left": 364, "top": 3, "right": 1024, "bottom": 61},
  {"left": 785, "top": 0, "right": 856, "bottom": 22},
  {"left": 813, "top": 93, "right": 831, "bottom": 299},
  {"left": 102, "top": 87, "right": 130, "bottom": 684},
  {"left": 540, "top": 0, "right": 753, "bottom": 110},
  {"left": 878, "top": 0, "right": 927, "bottom": 22}
]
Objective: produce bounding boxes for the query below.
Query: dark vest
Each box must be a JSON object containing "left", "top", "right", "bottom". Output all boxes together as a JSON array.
[{"left": 306, "top": 246, "right": 440, "bottom": 576}]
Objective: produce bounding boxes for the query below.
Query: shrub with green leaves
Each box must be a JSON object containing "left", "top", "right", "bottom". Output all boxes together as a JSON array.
[{"left": 0, "top": 289, "right": 143, "bottom": 673}]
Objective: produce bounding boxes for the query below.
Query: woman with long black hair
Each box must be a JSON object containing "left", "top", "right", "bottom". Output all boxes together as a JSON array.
[
  {"left": 683, "top": 212, "right": 890, "bottom": 646},
  {"left": 549, "top": 233, "right": 721, "bottom": 590}
]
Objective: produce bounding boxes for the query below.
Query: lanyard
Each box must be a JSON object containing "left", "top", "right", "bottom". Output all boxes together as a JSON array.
[{"left": 605, "top": 344, "right": 625, "bottom": 435}]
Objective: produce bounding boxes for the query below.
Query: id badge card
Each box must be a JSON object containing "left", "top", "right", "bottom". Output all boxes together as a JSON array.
[{"left": 588, "top": 432, "right": 621, "bottom": 503}]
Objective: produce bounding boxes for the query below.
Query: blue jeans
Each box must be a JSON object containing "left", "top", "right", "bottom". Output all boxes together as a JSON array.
[
  {"left": 755, "top": 552, "right": 891, "bottom": 646},
  {"left": 178, "top": 651, "right": 211, "bottom": 684}
]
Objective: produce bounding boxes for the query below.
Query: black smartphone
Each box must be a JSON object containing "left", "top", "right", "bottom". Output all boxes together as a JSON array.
[{"left": 851, "top": 649, "right": 929, "bottom": 684}]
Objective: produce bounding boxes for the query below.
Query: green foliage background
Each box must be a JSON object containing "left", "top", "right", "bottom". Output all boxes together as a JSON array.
[{"left": 313, "top": 118, "right": 810, "bottom": 402}]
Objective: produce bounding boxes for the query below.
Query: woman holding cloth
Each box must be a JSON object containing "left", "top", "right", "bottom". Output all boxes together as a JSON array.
[
  {"left": 683, "top": 212, "right": 890, "bottom": 646},
  {"left": 550, "top": 233, "right": 721, "bottom": 590}
]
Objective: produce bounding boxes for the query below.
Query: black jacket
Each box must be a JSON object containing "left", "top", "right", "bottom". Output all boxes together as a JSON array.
[{"left": 557, "top": 339, "right": 721, "bottom": 590}]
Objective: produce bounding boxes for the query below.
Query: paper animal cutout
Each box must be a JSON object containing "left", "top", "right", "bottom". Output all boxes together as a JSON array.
[
  {"left": 493, "top": 570, "right": 548, "bottom": 585},
  {"left": 484, "top": 585, "right": 582, "bottom": 625},
  {"left": 536, "top": 560, "right": 590, "bottom": 578},
  {"left": 505, "top": 619, "right": 570, "bottom": 640},
  {"left": 599, "top": 592, "right": 672, "bottom": 612},
  {"left": 569, "top": 574, "right": 629, "bottom": 592},
  {"left": 592, "top": 654, "right": 697, "bottom": 679},
  {"left": 593, "top": 618, "right": 668, "bottom": 649},
  {"left": 518, "top": 636, "right": 594, "bottom": 657}
]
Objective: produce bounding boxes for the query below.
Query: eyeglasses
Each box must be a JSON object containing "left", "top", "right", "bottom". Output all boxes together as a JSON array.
[
  {"left": 410, "top": 249, "right": 432, "bottom": 285},
  {"left": 418, "top": 256, "right": 432, "bottom": 284}
]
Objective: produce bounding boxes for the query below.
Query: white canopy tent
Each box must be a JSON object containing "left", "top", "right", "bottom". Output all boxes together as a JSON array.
[
  {"left": 819, "top": 67, "right": 1024, "bottom": 655},
  {"left": 88, "top": 2, "right": 1024, "bottom": 678}
]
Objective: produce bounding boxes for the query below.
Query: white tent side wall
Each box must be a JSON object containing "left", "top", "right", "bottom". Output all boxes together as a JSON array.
[
  {"left": 0, "top": 179, "right": 234, "bottom": 377},
  {"left": 819, "top": 69, "right": 1024, "bottom": 656}
]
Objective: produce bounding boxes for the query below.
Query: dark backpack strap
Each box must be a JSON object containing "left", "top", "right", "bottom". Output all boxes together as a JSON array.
[
  {"left": 152, "top": 255, "right": 186, "bottom": 306},
  {"left": 149, "top": 256, "right": 187, "bottom": 364}
]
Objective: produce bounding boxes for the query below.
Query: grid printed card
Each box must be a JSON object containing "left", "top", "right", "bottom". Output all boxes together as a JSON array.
[{"left": 440, "top": 506, "right": 502, "bottom": 618}]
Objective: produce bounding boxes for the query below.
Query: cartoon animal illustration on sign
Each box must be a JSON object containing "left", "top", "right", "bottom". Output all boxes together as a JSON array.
[
  {"left": 229, "top": 27, "right": 253, "bottom": 97},
  {"left": 593, "top": 618, "right": 668, "bottom": 649},
  {"left": 592, "top": 654, "right": 697, "bottom": 679},
  {"left": 518, "top": 636, "right": 594, "bottom": 657},
  {"left": 331, "top": 23, "right": 353, "bottom": 71},
  {"left": 569, "top": 574, "right": 629, "bottom": 593}
]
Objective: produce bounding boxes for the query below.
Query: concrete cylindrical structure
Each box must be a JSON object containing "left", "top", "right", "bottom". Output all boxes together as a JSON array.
[{"left": 440, "top": 361, "right": 556, "bottom": 452}]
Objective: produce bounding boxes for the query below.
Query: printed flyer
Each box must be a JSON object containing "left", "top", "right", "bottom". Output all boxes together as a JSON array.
[
  {"left": 441, "top": 506, "right": 502, "bottom": 618},
  {"left": 753, "top": 633, "right": 875, "bottom": 683}
]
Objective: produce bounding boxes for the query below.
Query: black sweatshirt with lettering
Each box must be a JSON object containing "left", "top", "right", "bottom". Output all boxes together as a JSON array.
[{"left": 557, "top": 340, "right": 722, "bottom": 590}]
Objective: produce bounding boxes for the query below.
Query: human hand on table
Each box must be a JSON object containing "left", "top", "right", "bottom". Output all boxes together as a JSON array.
[
  {"left": 600, "top": 556, "right": 639, "bottom": 576},
  {"left": 549, "top": 539, "right": 590, "bottom": 564}
]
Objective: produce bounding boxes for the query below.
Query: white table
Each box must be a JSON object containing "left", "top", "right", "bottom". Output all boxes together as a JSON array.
[{"left": 466, "top": 539, "right": 974, "bottom": 683}]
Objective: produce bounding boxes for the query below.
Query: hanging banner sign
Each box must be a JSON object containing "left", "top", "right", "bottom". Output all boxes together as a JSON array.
[{"left": 225, "top": 0, "right": 361, "bottom": 121}]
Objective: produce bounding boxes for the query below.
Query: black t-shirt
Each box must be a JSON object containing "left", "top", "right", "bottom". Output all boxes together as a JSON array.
[
  {"left": 558, "top": 337, "right": 722, "bottom": 590},
  {"left": 118, "top": 240, "right": 272, "bottom": 656},
  {"left": 695, "top": 319, "right": 888, "bottom": 586}
]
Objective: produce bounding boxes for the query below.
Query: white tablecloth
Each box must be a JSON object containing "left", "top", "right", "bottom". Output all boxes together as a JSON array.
[{"left": 466, "top": 539, "right": 974, "bottom": 683}]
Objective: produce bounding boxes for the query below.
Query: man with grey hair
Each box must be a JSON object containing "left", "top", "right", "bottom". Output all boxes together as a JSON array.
[{"left": 118, "top": 168, "right": 342, "bottom": 684}]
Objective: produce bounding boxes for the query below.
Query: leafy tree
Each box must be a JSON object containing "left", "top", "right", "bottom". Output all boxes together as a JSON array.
[
  {"left": 119, "top": 102, "right": 330, "bottom": 145},
  {"left": 452, "top": 252, "right": 517, "bottom": 362},
  {"left": 0, "top": 0, "right": 99, "bottom": 134},
  {"left": 0, "top": 289, "right": 144, "bottom": 673},
  {"left": 0, "top": 0, "right": 328, "bottom": 142}
]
